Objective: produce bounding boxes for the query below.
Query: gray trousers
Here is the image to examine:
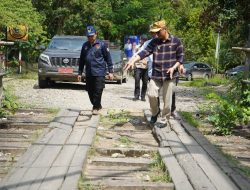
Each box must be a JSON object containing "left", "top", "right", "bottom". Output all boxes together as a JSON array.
[{"left": 147, "top": 79, "right": 175, "bottom": 119}]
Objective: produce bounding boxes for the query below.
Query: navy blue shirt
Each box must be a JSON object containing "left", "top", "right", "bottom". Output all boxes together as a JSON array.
[{"left": 78, "top": 39, "right": 113, "bottom": 77}]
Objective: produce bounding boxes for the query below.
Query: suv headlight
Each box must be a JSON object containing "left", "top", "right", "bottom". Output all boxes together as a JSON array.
[
  {"left": 113, "top": 63, "right": 121, "bottom": 69},
  {"left": 39, "top": 53, "right": 51, "bottom": 65}
]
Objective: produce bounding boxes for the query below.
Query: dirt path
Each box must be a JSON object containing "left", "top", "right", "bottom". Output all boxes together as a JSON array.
[{"left": 3, "top": 77, "right": 203, "bottom": 112}]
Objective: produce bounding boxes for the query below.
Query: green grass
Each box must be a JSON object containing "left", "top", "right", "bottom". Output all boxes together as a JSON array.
[
  {"left": 220, "top": 148, "right": 250, "bottom": 178},
  {"left": 149, "top": 152, "right": 172, "bottom": 182},
  {"left": 180, "top": 79, "right": 206, "bottom": 87},
  {"left": 19, "top": 103, "right": 40, "bottom": 109},
  {"left": 87, "top": 147, "right": 97, "bottom": 159},
  {"left": 100, "top": 109, "right": 130, "bottom": 125},
  {"left": 180, "top": 75, "right": 229, "bottom": 88},
  {"left": 179, "top": 111, "right": 201, "bottom": 128},
  {"left": 11, "top": 71, "right": 37, "bottom": 80},
  {"left": 0, "top": 86, "right": 20, "bottom": 117},
  {"left": 5, "top": 66, "right": 38, "bottom": 80},
  {"left": 15, "top": 72, "right": 38, "bottom": 80},
  {"left": 29, "top": 129, "right": 44, "bottom": 144},
  {"left": 78, "top": 176, "right": 104, "bottom": 190},
  {"left": 119, "top": 136, "right": 133, "bottom": 146},
  {"left": 47, "top": 108, "right": 60, "bottom": 114}
]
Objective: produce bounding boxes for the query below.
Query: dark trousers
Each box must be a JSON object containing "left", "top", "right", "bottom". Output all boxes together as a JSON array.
[
  {"left": 86, "top": 76, "right": 105, "bottom": 110},
  {"left": 134, "top": 68, "right": 148, "bottom": 99},
  {"left": 171, "top": 93, "right": 176, "bottom": 112},
  {"left": 171, "top": 78, "right": 178, "bottom": 112}
]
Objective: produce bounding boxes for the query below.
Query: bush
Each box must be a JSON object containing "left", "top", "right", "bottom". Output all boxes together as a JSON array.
[
  {"left": 208, "top": 99, "right": 243, "bottom": 135},
  {"left": 206, "top": 75, "right": 250, "bottom": 135},
  {"left": 0, "top": 87, "right": 19, "bottom": 118}
]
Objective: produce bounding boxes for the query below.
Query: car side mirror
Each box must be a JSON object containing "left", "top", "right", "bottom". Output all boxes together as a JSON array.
[{"left": 38, "top": 45, "right": 46, "bottom": 50}]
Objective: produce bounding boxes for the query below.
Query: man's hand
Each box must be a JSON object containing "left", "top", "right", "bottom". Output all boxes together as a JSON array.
[
  {"left": 178, "top": 64, "right": 185, "bottom": 74},
  {"left": 123, "top": 60, "right": 134, "bottom": 71},
  {"left": 123, "top": 55, "right": 140, "bottom": 71},
  {"left": 108, "top": 73, "right": 114, "bottom": 80},
  {"left": 167, "top": 67, "right": 175, "bottom": 79},
  {"left": 77, "top": 75, "right": 82, "bottom": 82}
]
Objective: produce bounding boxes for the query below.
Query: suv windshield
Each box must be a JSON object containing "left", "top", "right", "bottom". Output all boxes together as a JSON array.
[
  {"left": 110, "top": 49, "right": 122, "bottom": 63},
  {"left": 48, "top": 38, "right": 85, "bottom": 51}
]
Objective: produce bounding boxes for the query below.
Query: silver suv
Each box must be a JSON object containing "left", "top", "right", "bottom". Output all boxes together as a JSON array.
[{"left": 38, "top": 35, "right": 87, "bottom": 88}]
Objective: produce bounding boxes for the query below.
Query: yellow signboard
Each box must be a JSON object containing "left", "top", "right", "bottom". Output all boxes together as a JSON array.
[{"left": 7, "top": 25, "right": 28, "bottom": 41}]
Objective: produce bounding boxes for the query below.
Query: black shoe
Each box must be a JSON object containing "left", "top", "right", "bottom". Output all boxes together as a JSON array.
[
  {"left": 141, "top": 97, "right": 146, "bottom": 101},
  {"left": 93, "top": 105, "right": 102, "bottom": 111},
  {"left": 133, "top": 97, "right": 139, "bottom": 101},
  {"left": 150, "top": 109, "right": 160, "bottom": 124}
]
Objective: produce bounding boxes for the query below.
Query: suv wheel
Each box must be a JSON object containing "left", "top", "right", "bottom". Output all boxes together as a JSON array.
[
  {"left": 38, "top": 77, "right": 48, "bottom": 88},
  {"left": 122, "top": 78, "right": 127, "bottom": 83},
  {"left": 187, "top": 74, "right": 192, "bottom": 81},
  {"left": 117, "top": 79, "right": 122, "bottom": 85}
]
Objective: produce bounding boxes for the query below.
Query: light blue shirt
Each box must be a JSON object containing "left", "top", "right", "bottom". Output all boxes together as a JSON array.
[{"left": 135, "top": 39, "right": 153, "bottom": 77}]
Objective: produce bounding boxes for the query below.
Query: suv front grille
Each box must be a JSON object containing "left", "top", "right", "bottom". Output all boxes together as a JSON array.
[{"left": 50, "top": 57, "right": 79, "bottom": 67}]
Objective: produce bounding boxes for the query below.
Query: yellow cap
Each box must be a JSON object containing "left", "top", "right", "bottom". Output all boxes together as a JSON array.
[{"left": 149, "top": 20, "right": 166, "bottom": 32}]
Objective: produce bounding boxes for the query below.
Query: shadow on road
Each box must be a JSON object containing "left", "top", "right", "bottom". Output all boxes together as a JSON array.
[{"left": 33, "top": 82, "right": 86, "bottom": 90}]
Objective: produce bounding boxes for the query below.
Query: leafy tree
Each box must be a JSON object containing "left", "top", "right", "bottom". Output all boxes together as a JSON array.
[
  {"left": 0, "top": 0, "right": 46, "bottom": 64},
  {"left": 2, "top": 0, "right": 249, "bottom": 70},
  {"left": 0, "top": 0, "right": 44, "bottom": 37},
  {"left": 200, "top": 0, "right": 250, "bottom": 70},
  {"left": 32, "top": 0, "right": 94, "bottom": 38}
]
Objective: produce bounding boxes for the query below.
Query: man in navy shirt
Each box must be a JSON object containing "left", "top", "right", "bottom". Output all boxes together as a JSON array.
[{"left": 78, "top": 26, "right": 114, "bottom": 115}]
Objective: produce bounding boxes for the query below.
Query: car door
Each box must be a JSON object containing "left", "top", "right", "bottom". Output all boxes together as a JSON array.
[
  {"left": 201, "top": 64, "right": 211, "bottom": 78},
  {"left": 191, "top": 63, "right": 202, "bottom": 78}
]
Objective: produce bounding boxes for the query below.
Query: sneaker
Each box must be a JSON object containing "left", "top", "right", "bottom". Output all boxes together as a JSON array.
[
  {"left": 171, "top": 111, "right": 180, "bottom": 119},
  {"left": 141, "top": 97, "right": 146, "bottom": 101},
  {"left": 92, "top": 109, "right": 99, "bottom": 115},
  {"left": 150, "top": 109, "right": 161, "bottom": 124}
]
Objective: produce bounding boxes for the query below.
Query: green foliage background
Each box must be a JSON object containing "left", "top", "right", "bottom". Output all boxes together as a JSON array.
[{"left": 0, "top": 0, "right": 249, "bottom": 70}]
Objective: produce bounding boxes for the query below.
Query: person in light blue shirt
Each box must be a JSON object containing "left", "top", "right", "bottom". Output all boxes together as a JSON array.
[
  {"left": 124, "top": 39, "right": 133, "bottom": 60},
  {"left": 134, "top": 35, "right": 155, "bottom": 78},
  {"left": 133, "top": 35, "right": 149, "bottom": 101}
]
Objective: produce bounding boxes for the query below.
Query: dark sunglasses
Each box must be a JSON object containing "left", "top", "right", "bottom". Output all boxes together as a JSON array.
[{"left": 156, "top": 29, "right": 163, "bottom": 34}]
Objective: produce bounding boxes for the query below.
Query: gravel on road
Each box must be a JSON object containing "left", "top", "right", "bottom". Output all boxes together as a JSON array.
[{"left": 4, "top": 77, "right": 204, "bottom": 112}]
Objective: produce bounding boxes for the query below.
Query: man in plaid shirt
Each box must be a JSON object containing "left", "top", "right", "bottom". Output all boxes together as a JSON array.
[{"left": 124, "top": 20, "right": 184, "bottom": 125}]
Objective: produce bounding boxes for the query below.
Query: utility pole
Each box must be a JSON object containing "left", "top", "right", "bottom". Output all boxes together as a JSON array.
[{"left": 215, "top": 21, "right": 221, "bottom": 74}]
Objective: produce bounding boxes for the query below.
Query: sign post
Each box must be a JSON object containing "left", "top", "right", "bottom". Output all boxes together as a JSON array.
[{"left": 6, "top": 25, "right": 28, "bottom": 73}]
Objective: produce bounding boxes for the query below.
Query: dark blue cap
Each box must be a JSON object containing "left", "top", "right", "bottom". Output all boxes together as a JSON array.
[{"left": 86, "top": 25, "right": 96, "bottom": 36}]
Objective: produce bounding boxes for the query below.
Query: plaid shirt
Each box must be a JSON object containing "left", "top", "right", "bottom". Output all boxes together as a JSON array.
[{"left": 138, "top": 35, "right": 184, "bottom": 80}]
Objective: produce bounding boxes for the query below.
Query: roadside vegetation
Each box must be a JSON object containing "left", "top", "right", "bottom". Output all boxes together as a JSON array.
[
  {"left": 205, "top": 75, "right": 249, "bottom": 135},
  {"left": 180, "top": 74, "right": 249, "bottom": 136},
  {"left": 222, "top": 151, "right": 250, "bottom": 178},
  {"left": 179, "top": 111, "right": 201, "bottom": 128},
  {"left": 100, "top": 109, "right": 130, "bottom": 127},
  {"left": 180, "top": 75, "right": 229, "bottom": 88},
  {"left": 0, "top": 86, "right": 19, "bottom": 117},
  {"left": 5, "top": 68, "right": 38, "bottom": 80},
  {"left": 149, "top": 152, "right": 172, "bottom": 183}
]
